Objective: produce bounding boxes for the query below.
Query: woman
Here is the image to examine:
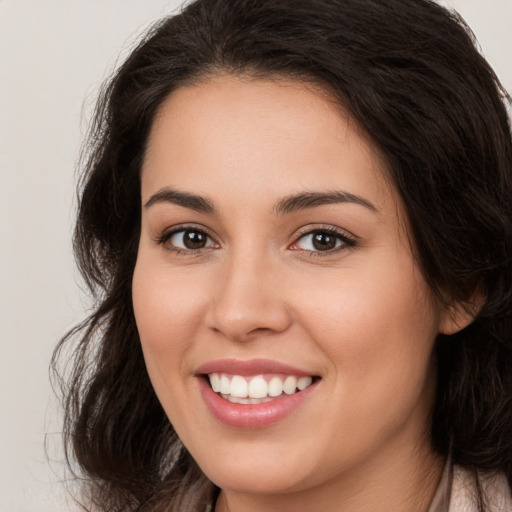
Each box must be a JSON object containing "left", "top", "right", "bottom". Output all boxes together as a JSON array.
[{"left": 53, "top": 0, "right": 512, "bottom": 511}]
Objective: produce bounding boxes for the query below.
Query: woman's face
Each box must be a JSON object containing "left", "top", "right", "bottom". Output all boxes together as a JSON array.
[{"left": 133, "top": 75, "right": 450, "bottom": 503}]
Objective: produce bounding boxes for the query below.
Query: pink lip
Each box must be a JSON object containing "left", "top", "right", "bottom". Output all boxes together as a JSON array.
[
  {"left": 195, "top": 359, "right": 320, "bottom": 429},
  {"left": 195, "top": 358, "right": 314, "bottom": 377}
]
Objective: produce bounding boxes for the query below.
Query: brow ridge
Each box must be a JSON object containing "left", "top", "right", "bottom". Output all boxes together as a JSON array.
[
  {"left": 274, "top": 190, "right": 377, "bottom": 215},
  {"left": 144, "top": 187, "right": 376, "bottom": 216},
  {"left": 144, "top": 187, "right": 216, "bottom": 214}
]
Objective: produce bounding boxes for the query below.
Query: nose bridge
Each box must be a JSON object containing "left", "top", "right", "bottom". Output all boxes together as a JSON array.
[{"left": 209, "top": 245, "right": 290, "bottom": 340}]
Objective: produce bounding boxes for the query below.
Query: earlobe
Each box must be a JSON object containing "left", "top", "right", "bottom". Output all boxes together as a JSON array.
[{"left": 438, "top": 293, "right": 484, "bottom": 335}]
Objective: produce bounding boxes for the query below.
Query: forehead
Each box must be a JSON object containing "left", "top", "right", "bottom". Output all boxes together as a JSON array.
[{"left": 141, "top": 75, "right": 396, "bottom": 215}]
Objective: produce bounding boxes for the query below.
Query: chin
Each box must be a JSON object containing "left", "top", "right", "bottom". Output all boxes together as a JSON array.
[
  {"left": 205, "top": 465, "right": 307, "bottom": 496},
  {"left": 192, "top": 443, "right": 315, "bottom": 495}
]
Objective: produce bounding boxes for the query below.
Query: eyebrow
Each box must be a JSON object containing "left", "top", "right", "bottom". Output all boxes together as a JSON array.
[
  {"left": 273, "top": 190, "right": 378, "bottom": 215},
  {"left": 144, "top": 187, "right": 216, "bottom": 214},
  {"left": 144, "top": 187, "right": 377, "bottom": 216}
]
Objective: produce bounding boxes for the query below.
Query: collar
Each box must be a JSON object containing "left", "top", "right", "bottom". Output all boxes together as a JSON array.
[{"left": 428, "top": 460, "right": 512, "bottom": 512}]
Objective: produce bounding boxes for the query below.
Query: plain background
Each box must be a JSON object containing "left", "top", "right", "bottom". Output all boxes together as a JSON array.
[{"left": 1, "top": 1, "right": 510, "bottom": 510}]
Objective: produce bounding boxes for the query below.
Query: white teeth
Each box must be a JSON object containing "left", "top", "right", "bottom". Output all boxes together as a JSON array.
[
  {"left": 210, "top": 373, "right": 221, "bottom": 392},
  {"left": 268, "top": 376, "right": 283, "bottom": 397},
  {"left": 227, "top": 395, "right": 274, "bottom": 404},
  {"left": 220, "top": 374, "right": 231, "bottom": 395},
  {"left": 248, "top": 376, "right": 268, "bottom": 398},
  {"left": 207, "top": 372, "right": 314, "bottom": 400},
  {"left": 283, "top": 376, "right": 298, "bottom": 395},
  {"left": 297, "top": 376, "right": 313, "bottom": 390},
  {"left": 230, "top": 375, "right": 248, "bottom": 398}
]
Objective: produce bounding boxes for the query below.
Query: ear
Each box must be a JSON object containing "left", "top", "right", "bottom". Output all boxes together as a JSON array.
[{"left": 438, "top": 292, "right": 484, "bottom": 335}]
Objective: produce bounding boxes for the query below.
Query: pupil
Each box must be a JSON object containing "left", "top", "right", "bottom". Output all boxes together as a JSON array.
[
  {"left": 313, "top": 232, "right": 336, "bottom": 251},
  {"left": 184, "top": 231, "right": 206, "bottom": 249}
]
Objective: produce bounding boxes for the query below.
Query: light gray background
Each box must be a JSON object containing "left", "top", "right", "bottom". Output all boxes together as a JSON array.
[{"left": 1, "top": 1, "right": 510, "bottom": 510}]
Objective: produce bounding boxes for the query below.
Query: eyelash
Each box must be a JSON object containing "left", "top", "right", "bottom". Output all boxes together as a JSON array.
[{"left": 154, "top": 224, "right": 356, "bottom": 257}]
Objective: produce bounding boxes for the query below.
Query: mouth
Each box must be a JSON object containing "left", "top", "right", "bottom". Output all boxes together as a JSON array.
[
  {"left": 205, "top": 373, "right": 317, "bottom": 404},
  {"left": 195, "top": 359, "right": 321, "bottom": 428}
]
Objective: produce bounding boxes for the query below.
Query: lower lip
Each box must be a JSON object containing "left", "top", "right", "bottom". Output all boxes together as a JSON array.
[{"left": 197, "top": 377, "right": 318, "bottom": 428}]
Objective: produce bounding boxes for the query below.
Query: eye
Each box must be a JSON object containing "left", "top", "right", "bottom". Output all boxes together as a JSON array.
[
  {"left": 158, "top": 227, "right": 218, "bottom": 252},
  {"left": 290, "top": 228, "right": 355, "bottom": 253},
  {"left": 171, "top": 229, "right": 213, "bottom": 249}
]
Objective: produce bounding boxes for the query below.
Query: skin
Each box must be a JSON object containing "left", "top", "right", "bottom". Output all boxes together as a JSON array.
[{"left": 132, "top": 75, "right": 467, "bottom": 512}]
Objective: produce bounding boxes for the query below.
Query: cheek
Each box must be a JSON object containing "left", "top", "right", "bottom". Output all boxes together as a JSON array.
[
  {"left": 131, "top": 252, "right": 212, "bottom": 418},
  {"left": 292, "top": 265, "right": 439, "bottom": 470},
  {"left": 131, "top": 255, "right": 209, "bottom": 430},
  {"left": 294, "top": 253, "right": 439, "bottom": 401},
  {"left": 132, "top": 259, "right": 207, "bottom": 355}
]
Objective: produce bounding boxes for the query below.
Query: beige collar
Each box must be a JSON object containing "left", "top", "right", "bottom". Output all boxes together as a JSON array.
[{"left": 429, "top": 462, "right": 512, "bottom": 512}]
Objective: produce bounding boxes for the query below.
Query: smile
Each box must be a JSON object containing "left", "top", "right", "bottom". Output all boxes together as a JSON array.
[
  {"left": 196, "top": 359, "right": 320, "bottom": 428},
  {"left": 208, "top": 373, "right": 314, "bottom": 403}
]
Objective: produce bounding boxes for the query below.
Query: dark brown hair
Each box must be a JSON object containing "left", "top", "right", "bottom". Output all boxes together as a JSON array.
[{"left": 53, "top": 1, "right": 512, "bottom": 510}]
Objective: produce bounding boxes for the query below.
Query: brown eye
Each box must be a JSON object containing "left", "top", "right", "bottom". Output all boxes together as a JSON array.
[
  {"left": 183, "top": 230, "right": 207, "bottom": 249},
  {"left": 293, "top": 229, "right": 352, "bottom": 253},
  {"left": 167, "top": 229, "right": 216, "bottom": 251},
  {"left": 311, "top": 232, "right": 338, "bottom": 251}
]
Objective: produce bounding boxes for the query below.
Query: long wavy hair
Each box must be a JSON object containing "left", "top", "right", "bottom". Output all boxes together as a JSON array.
[{"left": 52, "top": 0, "right": 512, "bottom": 510}]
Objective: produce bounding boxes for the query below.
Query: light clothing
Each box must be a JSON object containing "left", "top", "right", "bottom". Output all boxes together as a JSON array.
[{"left": 429, "top": 463, "right": 512, "bottom": 512}]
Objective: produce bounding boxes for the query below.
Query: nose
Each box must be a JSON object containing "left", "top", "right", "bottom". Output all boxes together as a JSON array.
[{"left": 206, "top": 252, "right": 292, "bottom": 342}]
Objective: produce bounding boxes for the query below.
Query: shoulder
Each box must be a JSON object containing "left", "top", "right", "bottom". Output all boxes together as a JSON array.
[{"left": 450, "top": 465, "right": 512, "bottom": 512}]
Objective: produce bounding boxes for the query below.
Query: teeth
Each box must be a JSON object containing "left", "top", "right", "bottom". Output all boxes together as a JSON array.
[
  {"left": 248, "top": 376, "right": 268, "bottom": 398},
  {"left": 298, "top": 376, "right": 313, "bottom": 390},
  {"left": 220, "top": 374, "right": 231, "bottom": 395},
  {"left": 230, "top": 375, "right": 248, "bottom": 398},
  {"left": 268, "top": 376, "right": 283, "bottom": 397},
  {"left": 283, "top": 376, "right": 297, "bottom": 395},
  {"left": 227, "top": 395, "right": 274, "bottom": 404},
  {"left": 210, "top": 373, "right": 221, "bottom": 392},
  {"left": 207, "top": 373, "right": 314, "bottom": 400}
]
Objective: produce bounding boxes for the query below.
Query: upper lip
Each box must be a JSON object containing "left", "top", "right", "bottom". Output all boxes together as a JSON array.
[{"left": 195, "top": 358, "right": 317, "bottom": 377}]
